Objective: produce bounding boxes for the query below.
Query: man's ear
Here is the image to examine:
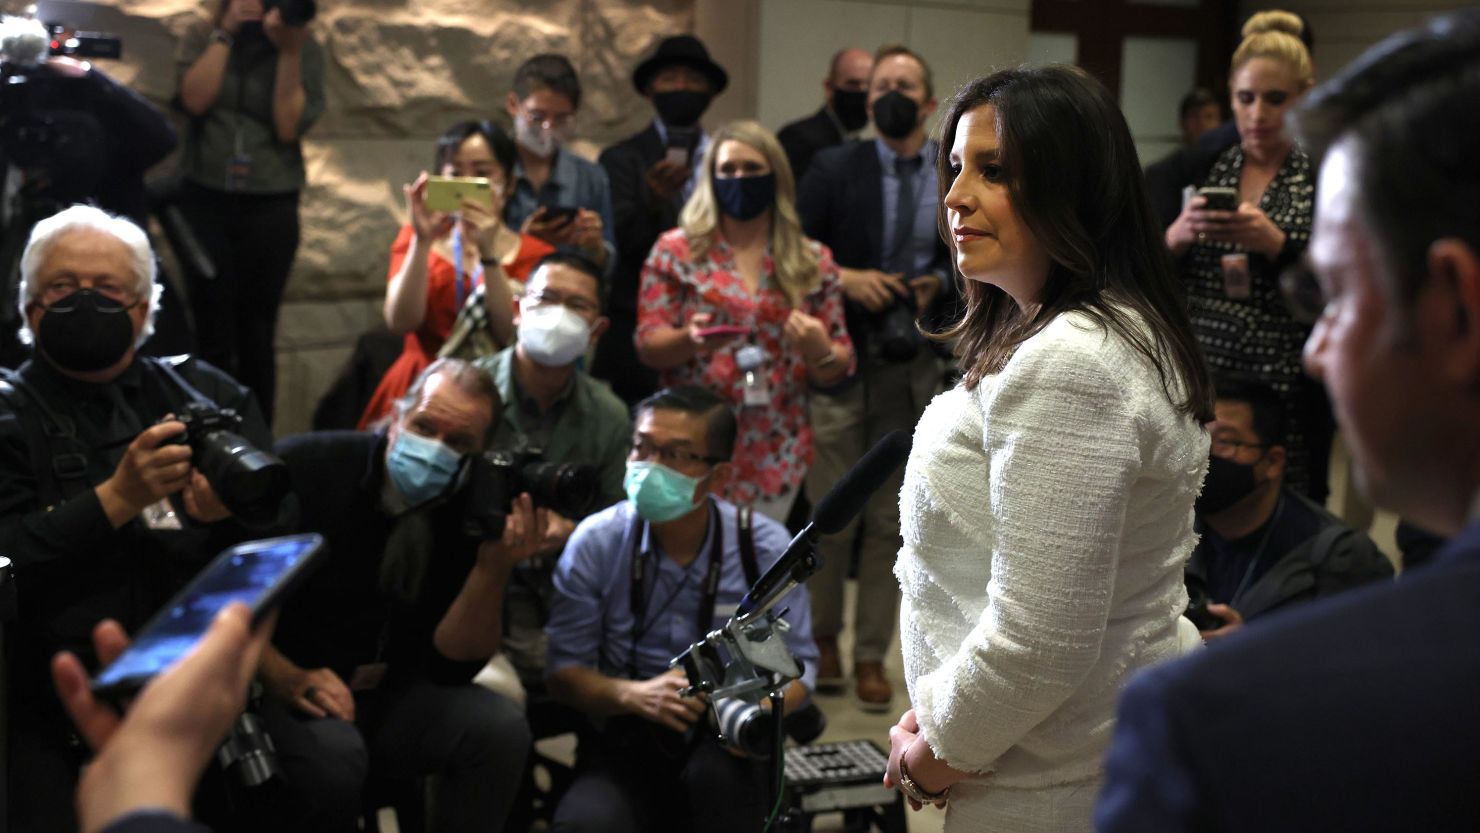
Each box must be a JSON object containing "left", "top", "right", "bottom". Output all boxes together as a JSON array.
[
  {"left": 1424, "top": 238, "right": 1480, "bottom": 388},
  {"left": 921, "top": 95, "right": 939, "bottom": 122},
  {"left": 704, "top": 462, "right": 733, "bottom": 496},
  {"left": 1262, "top": 444, "right": 1288, "bottom": 483},
  {"left": 589, "top": 315, "right": 610, "bottom": 343},
  {"left": 504, "top": 91, "right": 521, "bottom": 119}
]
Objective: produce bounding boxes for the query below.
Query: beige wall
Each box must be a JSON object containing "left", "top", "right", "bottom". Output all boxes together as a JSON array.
[{"left": 1241, "top": 0, "right": 1474, "bottom": 78}]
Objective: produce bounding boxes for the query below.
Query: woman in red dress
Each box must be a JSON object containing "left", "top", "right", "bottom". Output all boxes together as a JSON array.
[
  {"left": 636, "top": 120, "right": 854, "bottom": 522},
  {"left": 359, "top": 121, "right": 554, "bottom": 428}
]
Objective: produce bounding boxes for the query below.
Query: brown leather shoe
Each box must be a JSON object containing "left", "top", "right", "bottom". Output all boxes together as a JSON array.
[
  {"left": 854, "top": 661, "right": 893, "bottom": 712},
  {"left": 814, "top": 636, "right": 845, "bottom": 693}
]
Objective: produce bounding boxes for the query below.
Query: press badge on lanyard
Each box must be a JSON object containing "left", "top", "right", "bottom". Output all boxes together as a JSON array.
[
  {"left": 1221, "top": 253, "right": 1252, "bottom": 300},
  {"left": 226, "top": 131, "right": 252, "bottom": 192},
  {"left": 735, "top": 344, "right": 769, "bottom": 408}
]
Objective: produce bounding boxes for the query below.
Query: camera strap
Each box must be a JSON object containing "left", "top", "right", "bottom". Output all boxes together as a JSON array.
[
  {"left": 0, "top": 368, "right": 92, "bottom": 502},
  {"left": 148, "top": 356, "right": 217, "bottom": 410}
]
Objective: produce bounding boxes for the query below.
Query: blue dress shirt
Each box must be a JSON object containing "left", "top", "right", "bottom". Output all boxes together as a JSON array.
[
  {"left": 503, "top": 146, "right": 618, "bottom": 254},
  {"left": 547, "top": 497, "right": 819, "bottom": 692}
]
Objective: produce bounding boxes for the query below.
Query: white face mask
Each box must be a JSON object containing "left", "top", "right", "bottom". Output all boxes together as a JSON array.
[
  {"left": 515, "top": 116, "right": 561, "bottom": 159},
  {"left": 518, "top": 304, "right": 591, "bottom": 367}
]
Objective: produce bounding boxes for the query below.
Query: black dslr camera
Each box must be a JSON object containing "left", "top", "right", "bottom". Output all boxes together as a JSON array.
[
  {"left": 264, "top": 0, "right": 317, "bottom": 25},
  {"left": 171, "top": 403, "right": 289, "bottom": 526},
  {"left": 463, "top": 449, "right": 599, "bottom": 539},
  {"left": 868, "top": 292, "right": 923, "bottom": 363}
]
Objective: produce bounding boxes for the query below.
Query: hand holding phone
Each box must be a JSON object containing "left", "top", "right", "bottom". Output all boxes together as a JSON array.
[
  {"left": 694, "top": 325, "right": 751, "bottom": 339},
  {"left": 90, "top": 534, "right": 324, "bottom": 700},
  {"left": 1196, "top": 186, "right": 1239, "bottom": 213},
  {"left": 425, "top": 176, "right": 494, "bottom": 213}
]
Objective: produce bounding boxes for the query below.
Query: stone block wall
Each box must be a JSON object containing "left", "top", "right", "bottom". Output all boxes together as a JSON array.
[{"left": 7, "top": 0, "right": 694, "bottom": 431}]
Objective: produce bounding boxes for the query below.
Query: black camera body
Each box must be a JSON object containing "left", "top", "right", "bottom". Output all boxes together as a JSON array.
[
  {"left": 867, "top": 292, "right": 923, "bottom": 363},
  {"left": 463, "top": 448, "right": 598, "bottom": 539},
  {"left": 264, "top": 0, "right": 317, "bottom": 26},
  {"left": 171, "top": 403, "right": 289, "bottom": 526}
]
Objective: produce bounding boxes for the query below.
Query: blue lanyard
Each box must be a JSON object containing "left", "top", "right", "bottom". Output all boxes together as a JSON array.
[{"left": 450, "top": 226, "right": 485, "bottom": 308}]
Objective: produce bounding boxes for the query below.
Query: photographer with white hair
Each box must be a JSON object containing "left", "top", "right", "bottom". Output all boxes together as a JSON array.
[{"left": 0, "top": 204, "right": 280, "bottom": 832}]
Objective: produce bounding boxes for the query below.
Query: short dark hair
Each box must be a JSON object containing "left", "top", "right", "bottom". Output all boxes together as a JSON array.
[
  {"left": 513, "top": 54, "right": 582, "bottom": 110},
  {"left": 434, "top": 120, "right": 516, "bottom": 181},
  {"left": 1295, "top": 8, "right": 1480, "bottom": 309},
  {"left": 872, "top": 44, "right": 933, "bottom": 100},
  {"left": 635, "top": 386, "right": 737, "bottom": 461},
  {"left": 1179, "top": 87, "right": 1218, "bottom": 120},
  {"left": 1214, "top": 378, "right": 1286, "bottom": 448},
  {"left": 530, "top": 251, "right": 606, "bottom": 311}
]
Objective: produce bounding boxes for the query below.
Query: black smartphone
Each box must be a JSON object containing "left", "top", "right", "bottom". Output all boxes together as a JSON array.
[
  {"left": 1197, "top": 186, "right": 1239, "bottom": 212},
  {"left": 539, "top": 205, "right": 579, "bottom": 226},
  {"left": 91, "top": 533, "right": 325, "bottom": 699}
]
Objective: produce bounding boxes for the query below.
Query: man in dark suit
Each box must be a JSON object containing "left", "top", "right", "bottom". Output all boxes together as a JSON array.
[
  {"left": 794, "top": 45, "right": 953, "bottom": 712},
  {"left": 776, "top": 48, "right": 873, "bottom": 183},
  {"left": 1097, "top": 10, "right": 1480, "bottom": 831},
  {"left": 595, "top": 35, "right": 727, "bottom": 406}
]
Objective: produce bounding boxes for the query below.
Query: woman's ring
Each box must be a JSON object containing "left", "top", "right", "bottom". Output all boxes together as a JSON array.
[
  {"left": 304, "top": 686, "right": 318, "bottom": 701},
  {"left": 1197, "top": 231, "right": 1206, "bottom": 242}
]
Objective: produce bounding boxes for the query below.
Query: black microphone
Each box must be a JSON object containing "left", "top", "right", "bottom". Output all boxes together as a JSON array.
[{"left": 734, "top": 430, "right": 913, "bottom": 623}]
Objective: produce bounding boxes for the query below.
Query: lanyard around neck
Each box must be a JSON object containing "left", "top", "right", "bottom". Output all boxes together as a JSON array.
[{"left": 627, "top": 500, "right": 723, "bottom": 678}]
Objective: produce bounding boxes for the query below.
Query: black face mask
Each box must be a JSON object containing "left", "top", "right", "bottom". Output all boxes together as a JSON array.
[
  {"left": 872, "top": 91, "right": 920, "bottom": 140},
  {"left": 832, "top": 89, "right": 869, "bottom": 132},
  {"left": 713, "top": 173, "right": 776, "bottom": 221},
  {"left": 1196, "top": 454, "right": 1262, "bottom": 515},
  {"left": 653, "top": 90, "right": 711, "bottom": 129},
  {"left": 37, "top": 289, "right": 137, "bottom": 373}
]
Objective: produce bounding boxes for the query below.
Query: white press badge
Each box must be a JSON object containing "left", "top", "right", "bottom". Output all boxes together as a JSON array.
[{"left": 735, "top": 345, "right": 769, "bottom": 408}]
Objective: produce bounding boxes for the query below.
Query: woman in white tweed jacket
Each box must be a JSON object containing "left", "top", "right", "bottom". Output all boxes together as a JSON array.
[{"left": 881, "top": 66, "right": 1215, "bottom": 832}]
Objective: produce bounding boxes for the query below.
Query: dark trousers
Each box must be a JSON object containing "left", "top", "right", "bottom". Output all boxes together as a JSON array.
[
  {"left": 178, "top": 183, "right": 300, "bottom": 421},
  {"left": 6, "top": 710, "right": 82, "bottom": 833},
  {"left": 552, "top": 720, "right": 770, "bottom": 833},
  {"left": 264, "top": 682, "right": 531, "bottom": 833}
]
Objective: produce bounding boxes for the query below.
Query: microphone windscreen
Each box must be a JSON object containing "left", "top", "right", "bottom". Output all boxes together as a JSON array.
[{"left": 810, "top": 430, "right": 913, "bottom": 535}]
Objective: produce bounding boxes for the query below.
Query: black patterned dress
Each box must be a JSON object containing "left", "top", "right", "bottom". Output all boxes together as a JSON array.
[{"left": 1183, "top": 144, "right": 1318, "bottom": 492}]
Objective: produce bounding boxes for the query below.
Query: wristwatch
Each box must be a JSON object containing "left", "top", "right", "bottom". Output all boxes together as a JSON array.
[
  {"left": 898, "top": 753, "right": 950, "bottom": 804},
  {"left": 210, "top": 28, "right": 234, "bottom": 47}
]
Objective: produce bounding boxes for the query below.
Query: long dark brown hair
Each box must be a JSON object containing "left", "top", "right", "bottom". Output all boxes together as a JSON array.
[{"left": 934, "top": 65, "right": 1213, "bottom": 421}]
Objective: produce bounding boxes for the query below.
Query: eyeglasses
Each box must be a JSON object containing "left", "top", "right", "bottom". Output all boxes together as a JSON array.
[
  {"left": 1210, "top": 437, "right": 1268, "bottom": 457},
  {"left": 525, "top": 289, "right": 598, "bottom": 316},
  {"left": 521, "top": 108, "right": 575, "bottom": 131},
  {"left": 630, "top": 437, "right": 724, "bottom": 468},
  {"left": 36, "top": 278, "right": 139, "bottom": 308}
]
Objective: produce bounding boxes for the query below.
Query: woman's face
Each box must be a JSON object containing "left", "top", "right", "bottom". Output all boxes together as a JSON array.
[
  {"left": 1231, "top": 57, "right": 1306, "bottom": 157},
  {"left": 442, "top": 133, "right": 509, "bottom": 202},
  {"left": 943, "top": 105, "right": 1050, "bottom": 306},
  {"left": 713, "top": 139, "right": 771, "bottom": 179}
]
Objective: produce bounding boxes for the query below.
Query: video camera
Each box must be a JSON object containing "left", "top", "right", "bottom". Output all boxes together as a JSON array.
[
  {"left": 43, "top": 22, "right": 121, "bottom": 59},
  {"left": 463, "top": 447, "right": 599, "bottom": 539}
]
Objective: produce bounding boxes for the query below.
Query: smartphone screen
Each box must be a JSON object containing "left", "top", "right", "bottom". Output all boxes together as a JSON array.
[
  {"left": 92, "top": 534, "right": 324, "bottom": 697},
  {"left": 1197, "top": 187, "right": 1238, "bottom": 212},
  {"left": 539, "top": 205, "right": 579, "bottom": 225}
]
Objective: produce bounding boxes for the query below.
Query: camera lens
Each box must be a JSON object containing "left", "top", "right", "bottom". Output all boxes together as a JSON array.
[
  {"left": 520, "top": 461, "right": 599, "bottom": 518},
  {"left": 194, "top": 430, "right": 290, "bottom": 525},
  {"left": 713, "top": 697, "right": 776, "bottom": 759}
]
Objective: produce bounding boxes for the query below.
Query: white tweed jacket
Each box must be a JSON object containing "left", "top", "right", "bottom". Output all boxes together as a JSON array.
[{"left": 895, "top": 309, "right": 1209, "bottom": 789}]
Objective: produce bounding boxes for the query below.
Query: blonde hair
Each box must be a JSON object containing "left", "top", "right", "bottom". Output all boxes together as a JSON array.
[
  {"left": 678, "top": 120, "right": 821, "bottom": 308},
  {"left": 1232, "top": 10, "right": 1313, "bottom": 84}
]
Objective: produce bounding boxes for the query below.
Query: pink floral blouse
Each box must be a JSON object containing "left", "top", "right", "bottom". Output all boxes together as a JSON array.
[{"left": 637, "top": 228, "right": 854, "bottom": 504}]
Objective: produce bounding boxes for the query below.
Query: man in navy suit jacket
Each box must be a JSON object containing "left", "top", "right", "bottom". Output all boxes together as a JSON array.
[{"left": 1097, "top": 10, "right": 1480, "bottom": 832}]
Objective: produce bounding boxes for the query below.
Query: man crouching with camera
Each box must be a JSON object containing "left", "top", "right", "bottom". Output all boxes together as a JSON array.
[
  {"left": 544, "top": 386, "right": 819, "bottom": 833},
  {"left": 0, "top": 205, "right": 285, "bottom": 832},
  {"left": 259, "top": 358, "right": 543, "bottom": 833}
]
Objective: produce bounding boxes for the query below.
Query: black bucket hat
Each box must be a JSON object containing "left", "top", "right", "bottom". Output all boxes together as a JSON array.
[{"left": 631, "top": 34, "right": 729, "bottom": 95}]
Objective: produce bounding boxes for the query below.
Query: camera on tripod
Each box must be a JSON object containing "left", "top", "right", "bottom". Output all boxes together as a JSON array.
[
  {"left": 463, "top": 448, "right": 599, "bottom": 539},
  {"left": 167, "top": 403, "right": 290, "bottom": 527}
]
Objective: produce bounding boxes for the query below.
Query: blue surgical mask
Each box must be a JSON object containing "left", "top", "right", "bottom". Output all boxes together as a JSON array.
[
  {"left": 713, "top": 173, "right": 776, "bottom": 221},
  {"left": 624, "top": 460, "right": 704, "bottom": 523},
  {"left": 386, "top": 430, "right": 463, "bottom": 506}
]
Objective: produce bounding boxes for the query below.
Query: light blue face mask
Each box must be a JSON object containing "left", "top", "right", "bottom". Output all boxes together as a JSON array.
[
  {"left": 624, "top": 460, "right": 705, "bottom": 523},
  {"left": 386, "top": 430, "right": 463, "bottom": 506}
]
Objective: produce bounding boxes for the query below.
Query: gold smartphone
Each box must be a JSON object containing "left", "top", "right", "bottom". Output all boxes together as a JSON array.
[{"left": 425, "top": 176, "right": 493, "bottom": 212}]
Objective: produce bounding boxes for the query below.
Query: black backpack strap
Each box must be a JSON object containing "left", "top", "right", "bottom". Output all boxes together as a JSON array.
[
  {"left": 0, "top": 370, "right": 90, "bottom": 501},
  {"left": 737, "top": 505, "right": 760, "bottom": 587}
]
